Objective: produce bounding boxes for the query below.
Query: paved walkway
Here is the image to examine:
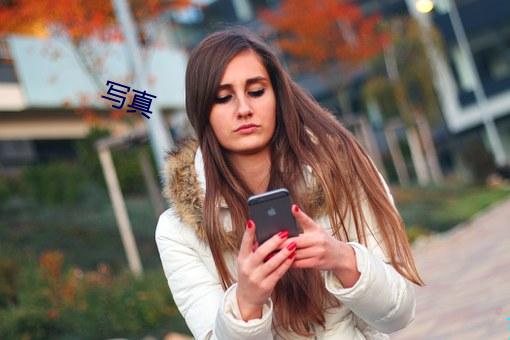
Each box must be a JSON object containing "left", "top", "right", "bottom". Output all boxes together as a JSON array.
[{"left": 392, "top": 196, "right": 510, "bottom": 340}]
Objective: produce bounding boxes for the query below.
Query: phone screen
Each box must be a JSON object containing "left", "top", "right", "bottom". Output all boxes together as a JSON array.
[{"left": 248, "top": 188, "right": 299, "bottom": 244}]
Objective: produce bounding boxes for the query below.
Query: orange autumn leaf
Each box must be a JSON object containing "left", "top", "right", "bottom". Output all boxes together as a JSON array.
[
  {"left": 261, "top": 0, "right": 384, "bottom": 69},
  {"left": 0, "top": 0, "right": 192, "bottom": 42}
]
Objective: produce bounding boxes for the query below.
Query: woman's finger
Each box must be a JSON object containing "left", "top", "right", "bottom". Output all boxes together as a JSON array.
[
  {"left": 254, "top": 230, "right": 289, "bottom": 262},
  {"left": 292, "top": 205, "right": 319, "bottom": 233},
  {"left": 261, "top": 240, "right": 297, "bottom": 277},
  {"left": 263, "top": 249, "right": 296, "bottom": 287},
  {"left": 238, "top": 220, "right": 256, "bottom": 258}
]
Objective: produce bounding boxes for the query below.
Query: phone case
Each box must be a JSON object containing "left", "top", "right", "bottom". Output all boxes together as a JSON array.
[{"left": 248, "top": 188, "right": 299, "bottom": 244}]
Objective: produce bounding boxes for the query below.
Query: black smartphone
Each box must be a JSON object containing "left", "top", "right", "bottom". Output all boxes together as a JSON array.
[{"left": 247, "top": 188, "right": 300, "bottom": 245}]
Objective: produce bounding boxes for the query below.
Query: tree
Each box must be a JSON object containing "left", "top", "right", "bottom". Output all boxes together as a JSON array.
[
  {"left": 261, "top": 0, "right": 388, "bottom": 174},
  {"left": 0, "top": 0, "right": 190, "bottom": 124},
  {"left": 260, "top": 0, "right": 386, "bottom": 117},
  {"left": 362, "top": 17, "right": 445, "bottom": 185}
]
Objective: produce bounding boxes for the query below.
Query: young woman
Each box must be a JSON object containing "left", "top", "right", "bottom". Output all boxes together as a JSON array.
[{"left": 156, "top": 28, "right": 423, "bottom": 340}]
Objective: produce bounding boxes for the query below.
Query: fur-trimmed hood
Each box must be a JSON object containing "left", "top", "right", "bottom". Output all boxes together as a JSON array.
[
  {"left": 163, "top": 138, "right": 327, "bottom": 243},
  {"left": 163, "top": 138, "right": 206, "bottom": 242}
]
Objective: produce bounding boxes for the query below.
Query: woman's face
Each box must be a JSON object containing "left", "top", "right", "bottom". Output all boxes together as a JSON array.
[{"left": 209, "top": 50, "right": 276, "bottom": 157}]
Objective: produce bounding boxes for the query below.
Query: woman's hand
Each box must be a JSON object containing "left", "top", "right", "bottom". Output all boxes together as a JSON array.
[
  {"left": 289, "top": 205, "right": 361, "bottom": 288},
  {"left": 236, "top": 220, "right": 296, "bottom": 321}
]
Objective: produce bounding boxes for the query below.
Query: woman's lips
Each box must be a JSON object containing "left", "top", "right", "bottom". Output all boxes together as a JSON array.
[{"left": 235, "top": 124, "right": 260, "bottom": 134}]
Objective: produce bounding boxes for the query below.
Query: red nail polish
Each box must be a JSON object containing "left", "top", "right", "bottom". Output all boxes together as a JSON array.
[
  {"left": 288, "top": 252, "right": 296, "bottom": 260},
  {"left": 293, "top": 205, "right": 299, "bottom": 213},
  {"left": 247, "top": 220, "right": 253, "bottom": 229},
  {"left": 287, "top": 242, "right": 297, "bottom": 251},
  {"left": 264, "top": 253, "right": 275, "bottom": 261},
  {"left": 278, "top": 231, "right": 289, "bottom": 239}
]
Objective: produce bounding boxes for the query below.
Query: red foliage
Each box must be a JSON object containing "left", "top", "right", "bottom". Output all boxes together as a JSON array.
[
  {"left": 261, "top": 0, "right": 385, "bottom": 68},
  {"left": 0, "top": 0, "right": 191, "bottom": 42}
]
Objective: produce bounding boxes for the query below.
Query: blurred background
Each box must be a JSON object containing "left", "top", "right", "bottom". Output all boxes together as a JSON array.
[{"left": 0, "top": 0, "right": 509, "bottom": 339}]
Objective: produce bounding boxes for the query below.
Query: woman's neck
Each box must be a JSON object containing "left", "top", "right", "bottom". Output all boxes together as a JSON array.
[{"left": 227, "top": 148, "right": 271, "bottom": 194}]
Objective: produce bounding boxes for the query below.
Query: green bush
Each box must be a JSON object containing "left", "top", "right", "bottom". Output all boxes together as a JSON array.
[
  {"left": 19, "top": 161, "right": 86, "bottom": 205},
  {"left": 0, "top": 178, "right": 9, "bottom": 202},
  {"left": 394, "top": 184, "right": 510, "bottom": 235},
  {"left": 73, "top": 127, "right": 111, "bottom": 180},
  {"left": 15, "top": 127, "right": 152, "bottom": 205},
  {"left": 0, "top": 251, "right": 190, "bottom": 339},
  {"left": 112, "top": 147, "right": 148, "bottom": 195},
  {"left": 74, "top": 127, "right": 151, "bottom": 195}
]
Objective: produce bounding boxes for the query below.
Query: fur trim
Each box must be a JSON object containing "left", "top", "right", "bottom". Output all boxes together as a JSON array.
[{"left": 163, "top": 138, "right": 206, "bottom": 243}]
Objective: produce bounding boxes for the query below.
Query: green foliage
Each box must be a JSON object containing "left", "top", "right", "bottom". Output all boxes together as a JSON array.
[
  {"left": 73, "top": 126, "right": 111, "bottom": 180},
  {"left": 362, "top": 77, "right": 400, "bottom": 121},
  {"left": 14, "top": 127, "right": 152, "bottom": 206},
  {"left": 362, "top": 17, "right": 444, "bottom": 126},
  {"left": 19, "top": 161, "right": 86, "bottom": 205},
  {"left": 394, "top": 184, "right": 510, "bottom": 235},
  {"left": 0, "top": 178, "right": 10, "bottom": 205},
  {"left": 74, "top": 126, "right": 151, "bottom": 195},
  {"left": 0, "top": 251, "right": 190, "bottom": 339},
  {"left": 112, "top": 147, "right": 148, "bottom": 195},
  {"left": 0, "top": 186, "right": 160, "bottom": 272}
]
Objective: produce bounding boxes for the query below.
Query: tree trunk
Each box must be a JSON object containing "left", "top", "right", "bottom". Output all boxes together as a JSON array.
[
  {"left": 406, "top": 126, "right": 430, "bottom": 186},
  {"left": 384, "top": 121, "right": 410, "bottom": 185},
  {"left": 358, "top": 116, "right": 387, "bottom": 178},
  {"left": 415, "top": 112, "right": 444, "bottom": 184}
]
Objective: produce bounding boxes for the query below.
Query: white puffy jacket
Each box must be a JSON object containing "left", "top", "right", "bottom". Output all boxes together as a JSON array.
[{"left": 156, "top": 140, "right": 416, "bottom": 340}]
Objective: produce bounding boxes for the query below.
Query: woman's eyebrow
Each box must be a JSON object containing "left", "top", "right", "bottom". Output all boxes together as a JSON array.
[
  {"left": 217, "top": 76, "right": 268, "bottom": 90},
  {"left": 246, "top": 76, "right": 267, "bottom": 84}
]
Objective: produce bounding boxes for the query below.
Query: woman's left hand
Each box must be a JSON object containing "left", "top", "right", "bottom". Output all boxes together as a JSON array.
[{"left": 288, "top": 205, "right": 361, "bottom": 288}]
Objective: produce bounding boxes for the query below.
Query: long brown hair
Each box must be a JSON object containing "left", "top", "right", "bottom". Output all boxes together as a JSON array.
[{"left": 185, "top": 27, "right": 423, "bottom": 337}]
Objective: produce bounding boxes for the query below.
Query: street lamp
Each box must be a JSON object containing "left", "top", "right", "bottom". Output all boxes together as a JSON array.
[
  {"left": 415, "top": 0, "right": 434, "bottom": 14},
  {"left": 414, "top": 0, "right": 507, "bottom": 166}
]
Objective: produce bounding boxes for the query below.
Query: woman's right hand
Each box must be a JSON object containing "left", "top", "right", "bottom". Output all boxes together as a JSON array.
[{"left": 235, "top": 220, "right": 296, "bottom": 321}]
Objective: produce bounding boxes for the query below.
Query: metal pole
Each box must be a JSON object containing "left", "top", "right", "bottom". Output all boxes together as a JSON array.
[
  {"left": 112, "top": 0, "right": 173, "bottom": 171},
  {"left": 98, "top": 146, "right": 143, "bottom": 277},
  {"left": 446, "top": 0, "right": 507, "bottom": 166}
]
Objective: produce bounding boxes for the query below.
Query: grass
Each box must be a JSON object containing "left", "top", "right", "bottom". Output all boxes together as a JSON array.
[
  {"left": 0, "top": 182, "right": 161, "bottom": 272},
  {"left": 392, "top": 184, "right": 510, "bottom": 242}
]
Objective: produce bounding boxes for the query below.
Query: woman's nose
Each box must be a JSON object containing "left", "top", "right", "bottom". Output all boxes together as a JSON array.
[{"left": 236, "top": 95, "right": 253, "bottom": 118}]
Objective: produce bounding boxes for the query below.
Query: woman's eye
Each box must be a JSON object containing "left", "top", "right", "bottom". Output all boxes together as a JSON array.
[
  {"left": 248, "top": 89, "right": 265, "bottom": 97},
  {"left": 214, "top": 95, "right": 232, "bottom": 104}
]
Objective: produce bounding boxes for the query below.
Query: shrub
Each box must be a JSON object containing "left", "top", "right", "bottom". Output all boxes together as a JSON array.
[
  {"left": 19, "top": 161, "right": 87, "bottom": 205},
  {"left": 0, "top": 251, "right": 189, "bottom": 339},
  {"left": 74, "top": 127, "right": 151, "bottom": 196}
]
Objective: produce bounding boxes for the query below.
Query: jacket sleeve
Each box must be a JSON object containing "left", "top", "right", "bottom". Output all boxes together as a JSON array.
[
  {"left": 155, "top": 209, "right": 274, "bottom": 340},
  {"left": 323, "top": 175, "right": 416, "bottom": 334}
]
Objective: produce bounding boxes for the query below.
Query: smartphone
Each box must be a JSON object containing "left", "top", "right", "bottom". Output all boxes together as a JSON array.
[{"left": 247, "top": 188, "right": 300, "bottom": 245}]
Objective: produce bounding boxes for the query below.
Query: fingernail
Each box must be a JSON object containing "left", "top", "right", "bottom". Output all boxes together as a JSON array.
[
  {"left": 247, "top": 220, "right": 254, "bottom": 229},
  {"left": 293, "top": 205, "right": 299, "bottom": 213},
  {"left": 264, "top": 253, "right": 275, "bottom": 261},
  {"left": 287, "top": 242, "right": 297, "bottom": 251},
  {"left": 288, "top": 252, "right": 296, "bottom": 260},
  {"left": 278, "top": 231, "right": 289, "bottom": 239}
]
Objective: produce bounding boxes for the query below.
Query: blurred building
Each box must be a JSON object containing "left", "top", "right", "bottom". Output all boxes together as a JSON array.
[
  {"left": 2, "top": 0, "right": 509, "bottom": 174},
  {"left": 0, "top": 32, "right": 187, "bottom": 167},
  {"left": 431, "top": 0, "right": 510, "bottom": 160},
  {"left": 349, "top": 0, "right": 510, "bottom": 175}
]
